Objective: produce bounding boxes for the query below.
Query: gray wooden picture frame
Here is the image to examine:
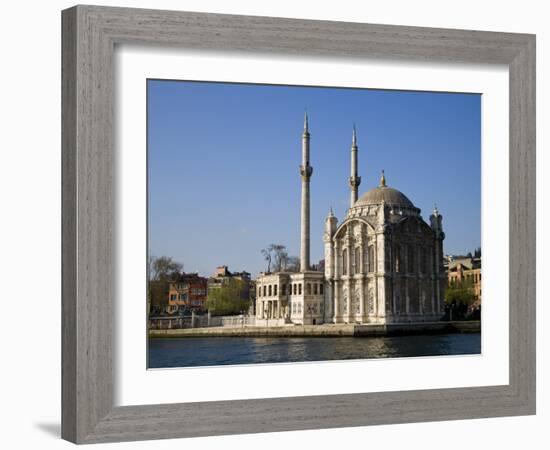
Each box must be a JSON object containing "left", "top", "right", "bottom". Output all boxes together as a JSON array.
[{"left": 61, "top": 4, "right": 536, "bottom": 444}]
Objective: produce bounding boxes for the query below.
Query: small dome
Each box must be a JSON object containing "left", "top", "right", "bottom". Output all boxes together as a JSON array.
[{"left": 355, "top": 185, "right": 414, "bottom": 208}]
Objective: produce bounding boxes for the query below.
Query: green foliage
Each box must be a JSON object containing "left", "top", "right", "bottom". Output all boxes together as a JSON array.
[
  {"left": 445, "top": 278, "right": 476, "bottom": 305},
  {"left": 205, "top": 278, "right": 250, "bottom": 316}
]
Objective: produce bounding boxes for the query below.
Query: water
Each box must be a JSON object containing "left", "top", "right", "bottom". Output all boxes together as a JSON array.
[{"left": 148, "top": 333, "right": 481, "bottom": 368}]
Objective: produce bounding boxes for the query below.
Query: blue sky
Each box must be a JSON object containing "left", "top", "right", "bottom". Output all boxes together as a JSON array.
[{"left": 148, "top": 80, "right": 481, "bottom": 277}]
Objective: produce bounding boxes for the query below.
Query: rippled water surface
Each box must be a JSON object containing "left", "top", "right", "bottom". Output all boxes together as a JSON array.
[{"left": 148, "top": 333, "right": 481, "bottom": 368}]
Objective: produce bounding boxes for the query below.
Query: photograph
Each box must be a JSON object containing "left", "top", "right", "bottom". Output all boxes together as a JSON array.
[{"left": 146, "top": 79, "right": 482, "bottom": 368}]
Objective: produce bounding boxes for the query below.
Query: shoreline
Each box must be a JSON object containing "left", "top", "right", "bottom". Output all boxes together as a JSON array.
[{"left": 148, "top": 320, "right": 480, "bottom": 339}]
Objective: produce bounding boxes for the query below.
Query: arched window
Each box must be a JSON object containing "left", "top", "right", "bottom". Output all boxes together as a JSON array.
[
  {"left": 274, "top": 285, "right": 278, "bottom": 296},
  {"left": 298, "top": 283, "right": 302, "bottom": 295},
  {"left": 306, "top": 283, "right": 311, "bottom": 295},
  {"left": 320, "top": 283, "right": 324, "bottom": 295},
  {"left": 342, "top": 249, "right": 348, "bottom": 275},
  {"left": 407, "top": 245, "right": 415, "bottom": 273},
  {"left": 355, "top": 247, "right": 361, "bottom": 274},
  {"left": 268, "top": 285, "right": 272, "bottom": 296},
  {"left": 368, "top": 245, "right": 375, "bottom": 273},
  {"left": 394, "top": 246, "right": 400, "bottom": 273},
  {"left": 420, "top": 249, "right": 427, "bottom": 273}
]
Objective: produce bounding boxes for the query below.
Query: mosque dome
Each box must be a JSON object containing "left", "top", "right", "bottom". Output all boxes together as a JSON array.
[
  {"left": 355, "top": 186, "right": 414, "bottom": 208},
  {"left": 354, "top": 171, "right": 415, "bottom": 208}
]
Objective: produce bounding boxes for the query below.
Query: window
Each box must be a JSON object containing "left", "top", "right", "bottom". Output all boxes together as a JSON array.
[
  {"left": 263, "top": 285, "right": 266, "bottom": 296},
  {"left": 313, "top": 284, "right": 318, "bottom": 295},
  {"left": 355, "top": 247, "right": 361, "bottom": 274},
  {"left": 420, "top": 249, "right": 427, "bottom": 273},
  {"left": 268, "top": 285, "right": 272, "bottom": 296},
  {"left": 407, "top": 245, "right": 415, "bottom": 273},
  {"left": 258, "top": 287, "right": 262, "bottom": 297},
  {"left": 306, "top": 283, "right": 311, "bottom": 295},
  {"left": 170, "top": 294, "right": 177, "bottom": 301},
  {"left": 342, "top": 248, "right": 348, "bottom": 275},
  {"left": 293, "top": 284, "right": 297, "bottom": 295},
  {"left": 299, "top": 283, "right": 302, "bottom": 295},
  {"left": 282, "top": 284, "right": 286, "bottom": 295},
  {"left": 368, "top": 245, "right": 375, "bottom": 273},
  {"left": 320, "top": 283, "right": 324, "bottom": 295},
  {"left": 274, "top": 285, "right": 278, "bottom": 296},
  {"left": 395, "top": 245, "right": 403, "bottom": 273}
]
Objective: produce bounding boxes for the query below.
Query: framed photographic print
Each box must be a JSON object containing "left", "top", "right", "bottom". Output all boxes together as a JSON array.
[{"left": 62, "top": 4, "right": 535, "bottom": 444}]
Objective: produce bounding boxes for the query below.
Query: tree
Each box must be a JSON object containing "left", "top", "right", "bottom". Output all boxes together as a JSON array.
[
  {"left": 285, "top": 256, "right": 300, "bottom": 272},
  {"left": 261, "top": 247, "right": 272, "bottom": 273},
  {"left": 271, "top": 244, "right": 287, "bottom": 272},
  {"left": 147, "top": 256, "right": 183, "bottom": 313},
  {"left": 149, "top": 255, "right": 183, "bottom": 282},
  {"left": 261, "top": 244, "right": 296, "bottom": 272},
  {"left": 445, "top": 278, "right": 476, "bottom": 305},
  {"left": 205, "top": 278, "right": 250, "bottom": 316}
]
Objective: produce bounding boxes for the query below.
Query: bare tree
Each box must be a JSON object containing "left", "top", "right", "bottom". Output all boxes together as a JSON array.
[
  {"left": 271, "top": 244, "right": 287, "bottom": 272},
  {"left": 280, "top": 251, "right": 289, "bottom": 271},
  {"left": 149, "top": 255, "right": 183, "bottom": 281},
  {"left": 261, "top": 247, "right": 272, "bottom": 273},
  {"left": 286, "top": 256, "right": 300, "bottom": 272}
]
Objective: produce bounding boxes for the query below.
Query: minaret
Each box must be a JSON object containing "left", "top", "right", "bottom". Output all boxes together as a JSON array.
[
  {"left": 324, "top": 207, "right": 338, "bottom": 278},
  {"left": 430, "top": 204, "right": 445, "bottom": 315},
  {"left": 348, "top": 125, "right": 361, "bottom": 206},
  {"left": 300, "top": 112, "right": 313, "bottom": 272}
]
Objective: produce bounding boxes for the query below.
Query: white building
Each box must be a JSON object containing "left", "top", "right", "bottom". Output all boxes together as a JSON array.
[{"left": 255, "top": 115, "right": 446, "bottom": 326}]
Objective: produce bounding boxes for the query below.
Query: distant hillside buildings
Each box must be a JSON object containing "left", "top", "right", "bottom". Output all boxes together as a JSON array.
[
  {"left": 161, "top": 265, "right": 256, "bottom": 315},
  {"left": 445, "top": 254, "right": 482, "bottom": 304},
  {"left": 167, "top": 273, "right": 208, "bottom": 313}
]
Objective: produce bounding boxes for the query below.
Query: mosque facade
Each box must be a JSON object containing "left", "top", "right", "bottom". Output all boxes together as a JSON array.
[{"left": 255, "top": 115, "right": 446, "bottom": 325}]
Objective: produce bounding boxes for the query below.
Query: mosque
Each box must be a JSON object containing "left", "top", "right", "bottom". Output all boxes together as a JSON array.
[{"left": 255, "top": 114, "right": 446, "bottom": 326}]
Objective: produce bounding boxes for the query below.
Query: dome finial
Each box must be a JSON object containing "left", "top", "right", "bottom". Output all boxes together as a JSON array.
[
  {"left": 352, "top": 123, "right": 357, "bottom": 146},
  {"left": 433, "top": 203, "right": 439, "bottom": 215},
  {"left": 328, "top": 206, "right": 334, "bottom": 217},
  {"left": 303, "top": 110, "right": 309, "bottom": 133},
  {"left": 379, "top": 169, "right": 386, "bottom": 187}
]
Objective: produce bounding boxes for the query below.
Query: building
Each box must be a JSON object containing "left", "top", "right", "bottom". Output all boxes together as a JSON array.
[
  {"left": 207, "top": 265, "right": 256, "bottom": 312},
  {"left": 255, "top": 115, "right": 446, "bottom": 325},
  {"left": 167, "top": 273, "right": 208, "bottom": 313},
  {"left": 445, "top": 255, "right": 482, "bottom": 304}
]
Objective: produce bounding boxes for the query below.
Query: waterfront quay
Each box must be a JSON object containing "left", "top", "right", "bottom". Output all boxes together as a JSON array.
[{"left": 149, "top": 320, "right": 480, "bottom": 339}]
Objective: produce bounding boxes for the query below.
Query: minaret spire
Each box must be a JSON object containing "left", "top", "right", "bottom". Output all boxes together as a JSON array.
[
  {"left": 348, "top": 125, "right": 361, "bottom": 206},
  {"left": 300, "top": 112, "right": 313, "bottom": 272}
]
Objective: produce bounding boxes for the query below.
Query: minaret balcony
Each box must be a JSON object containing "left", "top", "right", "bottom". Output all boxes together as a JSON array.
[{"left": 300, "top": 165, "right": 313, "bottom": 179}]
